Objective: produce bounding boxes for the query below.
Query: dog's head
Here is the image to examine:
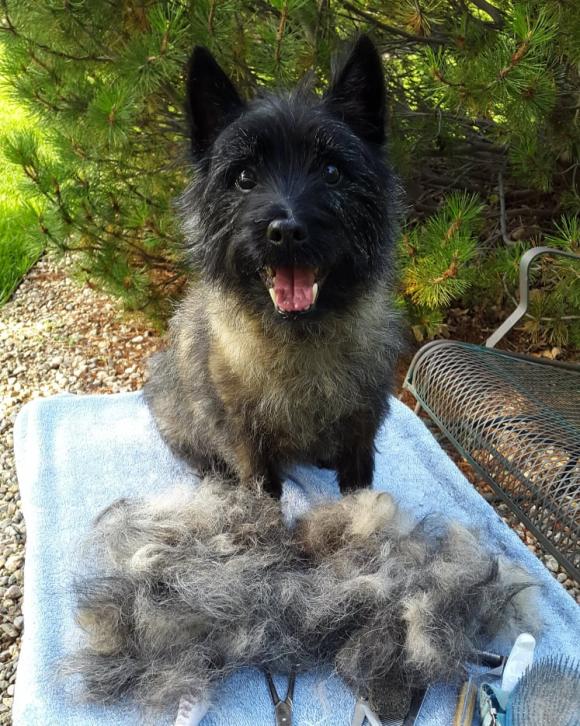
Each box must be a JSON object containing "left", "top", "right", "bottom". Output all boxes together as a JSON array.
[{"left": 180, "top": 36, "right": 397, "bottom": 323}]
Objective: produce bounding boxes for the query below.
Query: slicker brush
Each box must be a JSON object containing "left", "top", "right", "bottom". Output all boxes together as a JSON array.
[{"left": 507, "top": 655, "right": 580, "bottom": 726}]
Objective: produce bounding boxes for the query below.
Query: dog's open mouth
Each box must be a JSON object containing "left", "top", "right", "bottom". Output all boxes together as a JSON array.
[{"left": 261, "top": 266, "right": 320, "bottom": 315}]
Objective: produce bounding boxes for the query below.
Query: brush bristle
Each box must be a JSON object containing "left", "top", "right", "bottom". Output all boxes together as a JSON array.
[{"left": 509, "top": 655, "right": 580, "bottom": 726}]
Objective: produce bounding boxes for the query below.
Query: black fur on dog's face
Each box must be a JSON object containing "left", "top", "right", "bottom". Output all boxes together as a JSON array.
[{"left": 179, "top": 36, "right": 398, "bottom": 323}]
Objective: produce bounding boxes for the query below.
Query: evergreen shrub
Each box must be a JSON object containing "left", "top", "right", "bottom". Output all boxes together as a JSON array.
[{"left": 1, "top": 1, "right": 578, "bottom": 344}]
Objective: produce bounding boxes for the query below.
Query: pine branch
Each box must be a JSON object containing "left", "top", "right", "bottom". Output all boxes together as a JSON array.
[
  {"left": 464, "top": 0, "right": 504, "bottom": 29},
  {"left": 431, "top": 67, "right": 465, "bottom": 88},
  {"left": 275, "top": 0, "right": 289, "bottom": 66},
  {"left": 497, "top": 171, "right": 513, "bottom": 246},
  {"left": 499, "top": 39, "right": 530, "bottom": 80},
  {"left": 433, "top": 255, "right": 459, "bottom": 283},
  {"left": 208, "top": 0, "right": 217, "bottom": 35},
  {"left": 445, "top": 219, "right": 462, "bottom": 240},
  {"left": 340, "top": 2, "right": 450, "bottom": 47},
  {"left": 0, "top": 1, "right": 113, "bottom": 62}
]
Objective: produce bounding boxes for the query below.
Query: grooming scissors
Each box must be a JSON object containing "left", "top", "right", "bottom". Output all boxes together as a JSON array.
[{"left": 263, "top": 670, "right": 296, "bottom": 726}]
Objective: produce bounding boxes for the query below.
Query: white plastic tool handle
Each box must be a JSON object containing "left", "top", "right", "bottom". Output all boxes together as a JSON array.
[
  {"left": 174, "top": 697, "right": 210, "bottom": 726},
  {"left": 501, "top": 633, "right": 536, "bottom": 693}
]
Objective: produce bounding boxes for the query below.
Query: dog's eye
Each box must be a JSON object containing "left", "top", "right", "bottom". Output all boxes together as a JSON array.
[
  {"left": 236, "top": 169, "right": 256, "bottom": 192},
  {"left": 323, "top": 164, "right": 340, "bottom": 185}
]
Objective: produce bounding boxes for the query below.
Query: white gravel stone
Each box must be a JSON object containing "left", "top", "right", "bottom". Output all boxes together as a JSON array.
[
  {"left": 3, "top": 556, "right": 22, "bottom": 575},
  {"left": 545, "top": 556, "right": 559, "bottom": 573},
  {"left": 0, "top": 625, "right": 17, "bottom": 640},
  {"left": 3, "top": 586, "right": 21, "bottom": 600}
]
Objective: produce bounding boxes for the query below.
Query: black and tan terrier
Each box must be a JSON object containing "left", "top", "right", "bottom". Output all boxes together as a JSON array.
[{"left": 145, "top": 36, "right": 402, "bottom": 497}]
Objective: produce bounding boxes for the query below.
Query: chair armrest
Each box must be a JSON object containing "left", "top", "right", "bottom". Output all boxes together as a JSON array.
[{"left": 485, "top": 246, "right": 580, "bottom": 349}]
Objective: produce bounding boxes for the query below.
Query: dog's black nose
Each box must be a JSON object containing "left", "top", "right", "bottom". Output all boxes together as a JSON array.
[{"left": 267, "top": 218, "right": 307, "bottom": 245}]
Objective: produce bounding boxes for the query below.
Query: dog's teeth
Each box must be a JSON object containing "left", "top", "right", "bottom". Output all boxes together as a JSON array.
[
  {"left": 269, "top": 288, "right": 276, "bottom": 304},
  {"left": 312, "top": 283, "right": 319, "bottom": 303}
]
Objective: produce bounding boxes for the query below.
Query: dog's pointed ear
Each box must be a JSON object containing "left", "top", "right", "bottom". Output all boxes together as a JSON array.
[
  {"left": 186, "top": 47, "right": 244, "bottom": 154},
  {"left": 324, "top": 36, "right": 386, "bottom": 145}
]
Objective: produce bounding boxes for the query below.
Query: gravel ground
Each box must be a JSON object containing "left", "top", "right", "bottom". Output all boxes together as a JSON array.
[
  {"left": 0, "top": 255, "right": 159, "bottom": 722},
  {"left": 0, "top": 255, "right": 578, "bottom": 721}
]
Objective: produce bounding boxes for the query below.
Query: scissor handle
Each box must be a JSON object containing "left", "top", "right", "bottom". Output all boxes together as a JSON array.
[
  {"left": 275, "top": 700, "right": 292, "bottom": 725},
  {"left": 285, "top": 671, "right": 296, "bottom": 702},
  {"left": 264, "top": 670, "right": 295, "bottom": 726}
]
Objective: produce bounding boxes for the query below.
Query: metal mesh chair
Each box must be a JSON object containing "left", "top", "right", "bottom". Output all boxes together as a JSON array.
[{"left": 403, "top": 247, "right": 580, "bottom": 580}]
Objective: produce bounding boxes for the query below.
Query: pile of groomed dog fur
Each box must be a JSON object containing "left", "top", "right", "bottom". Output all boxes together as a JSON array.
[{"left": 68, "top": 478, "right": 536, "bottom": 720}]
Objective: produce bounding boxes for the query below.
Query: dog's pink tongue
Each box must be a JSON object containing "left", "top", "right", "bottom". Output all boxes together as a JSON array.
[{"left": 274, "top": 266, "right": 315, "bottom": 312}]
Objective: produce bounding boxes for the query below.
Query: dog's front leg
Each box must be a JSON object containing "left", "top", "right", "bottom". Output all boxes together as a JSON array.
[
  {"left": 335, "top": 413, "right": 378, "bottom": 493},
  {"left": 232, "top": 440, "right": 282, "bottom": 498},
  {"left": 337, "top": 445, "right": 375, "bottom": 494},
  {"left": 259, "top": 465, "right": 283, "bottom": 499}
]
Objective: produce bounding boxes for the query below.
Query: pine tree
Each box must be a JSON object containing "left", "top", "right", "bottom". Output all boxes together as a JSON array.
[{"left": 0, "top": 1, "right": 578, "bottom": 345}]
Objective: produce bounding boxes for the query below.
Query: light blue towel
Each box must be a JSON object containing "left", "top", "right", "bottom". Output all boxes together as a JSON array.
[{"left": 12, "top": 391, "right": 580, "bottom": 725}]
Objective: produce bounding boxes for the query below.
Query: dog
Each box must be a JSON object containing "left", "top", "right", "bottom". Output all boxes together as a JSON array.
[{"left": 145, "top": 36, "right": 402, "bottom": 497}]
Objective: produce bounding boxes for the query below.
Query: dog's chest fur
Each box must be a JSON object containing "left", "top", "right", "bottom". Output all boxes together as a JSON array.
[{"left": 192, "top": 286, "right": 396, "bottom": 457}]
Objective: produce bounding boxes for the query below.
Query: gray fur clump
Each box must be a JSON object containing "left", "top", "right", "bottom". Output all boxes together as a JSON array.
[
  {"left": 69, "top": 481, "right": 536, "bottom": 718},
  {"left": 294, "top": 491, "right": 536, "bottom": 716},
  {"left": 68, "top": 478, "right": 303, "bottom": 709}
]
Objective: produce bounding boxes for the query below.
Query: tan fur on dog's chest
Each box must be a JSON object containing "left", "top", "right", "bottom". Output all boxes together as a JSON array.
[{"left": 206, "top": 290, "right": 388, "bottom": 453}]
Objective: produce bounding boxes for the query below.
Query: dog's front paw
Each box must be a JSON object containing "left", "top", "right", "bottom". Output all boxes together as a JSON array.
[{"left": 262, "top": 472, "right": 283, "bottom": 499}]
